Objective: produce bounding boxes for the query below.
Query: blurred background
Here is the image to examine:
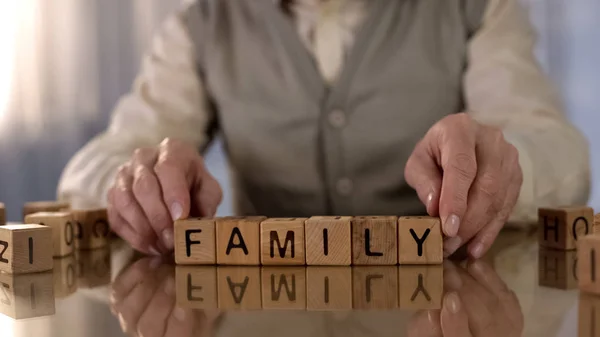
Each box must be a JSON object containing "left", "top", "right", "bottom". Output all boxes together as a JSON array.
[{"left": 0, "top": 0, "right": 598, "bottom": 221}]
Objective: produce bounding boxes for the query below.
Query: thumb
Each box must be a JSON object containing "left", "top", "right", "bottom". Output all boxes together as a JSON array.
[{"left": 405, "top": 142, "right": 442, "bottom": 217}]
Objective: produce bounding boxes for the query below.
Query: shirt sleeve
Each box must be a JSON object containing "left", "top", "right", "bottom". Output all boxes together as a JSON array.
[
  {"left": 464, "top": 0, "right": 591, "bottom": 225},
  {"left": 57, "top": 5, "right": 215, "bottom": 208}
]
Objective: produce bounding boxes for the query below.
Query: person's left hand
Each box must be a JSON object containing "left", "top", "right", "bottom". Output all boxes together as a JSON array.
[{"left": 404, "top": 113, "right": 523, "bottom": 258}]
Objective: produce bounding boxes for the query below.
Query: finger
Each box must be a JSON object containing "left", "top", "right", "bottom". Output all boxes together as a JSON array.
[
  {"left": 434, "top": 114, "right": 478, "bottom": 240},
  {"left": 467, "top": 148, "right": 522, "bottom": 259},
  {"left": 446, "top": 128, "right": 507, "bottom": 257},
  {"left": 164, "top": 306, "right": 195, "bottom": 337},
  {"left": 407, "top": 310, "right": 442, "bottom": 337},
  {"left": 107, "top": 204, "right": 152, "bottom": 255},
  {"left": 111, "top": 257, "right": 162, "bottom": 305},
  {"left": 112, "top": 168, "right": 161, "bottom": 255},
  {"left": 440, "top": 292, "right": 472, "bottom": 337},
  {"left": 191, "top": 165, "right": 223, "bottom": 218},
  {"left": 466, "top": 260, "right": 510, "bottom": 296},
  {"left": 405, "top": 140, "right": 443, "bottom": 219},
  {"left": 131, "top": 149, "right": 173, "bottom": 253},
  {"left": 136, "top": 270, "right": 176, "bottom": 337},
  {"left": 453, "top": 268, "right": 498, "bottom": 336}
]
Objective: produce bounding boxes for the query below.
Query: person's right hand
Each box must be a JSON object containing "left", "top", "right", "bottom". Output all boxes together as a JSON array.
[{"left": 107, "top": 138, "right": 223, "bottom": 255}]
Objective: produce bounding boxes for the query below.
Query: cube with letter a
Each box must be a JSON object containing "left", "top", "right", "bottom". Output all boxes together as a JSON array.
[
  {"left": 260, "top": 218, "right": 307, "bottom": 265},
  {"left": 538, "top": 206, "right": 594, "bottom": 250},
  {"left": 0, "top": 224, "right": 53, "bottom": 274},
  {"left": 216, "top": 216, "right": 266, "bottom": 265},
  {"left": 175, "top": 218, "right": 216, "bottom": 265}
]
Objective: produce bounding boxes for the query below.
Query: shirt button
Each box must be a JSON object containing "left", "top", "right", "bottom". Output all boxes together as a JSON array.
[
  {"left": 336, "top": 178, "right": 353, "bottom": 196},
  {"left": 328, "top": 109, "right": 346, "bottom": 128}
]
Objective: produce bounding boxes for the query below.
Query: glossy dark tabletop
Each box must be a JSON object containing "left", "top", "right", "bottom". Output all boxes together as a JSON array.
[{"left": 0, "top": 229, "right": 590, "bottom": 337}]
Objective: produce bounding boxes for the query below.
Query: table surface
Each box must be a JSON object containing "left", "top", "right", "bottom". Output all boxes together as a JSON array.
[{"left": 0, "top": 228, "right": 594, "bottom": 337}]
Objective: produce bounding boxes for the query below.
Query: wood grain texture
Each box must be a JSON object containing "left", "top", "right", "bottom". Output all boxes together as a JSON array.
[
  {"left": 261, "top": 267, "right": 306, "bottom": 310},
  {"left": 260, "top": 218, "right": 307, "bottom": 265},
  {"left": 175, "top": 266, "right": 217, "bottom": 309},
  {"left": 538, "top": 247, "right": 578, "bottom": 290},
  {"left": 71, "top": 209, "right": 110, "bottom": 250},
  {"left": 0, "top": 202, "right": 5, "bottom": 225},
  {"left": 216, "top": 216, "right": 265, "bottom": 265},
  {"left": 0, "top": 224, "right": 53, "bottom": 274},
  {"left": 578, "top": 292, "right": 600, "bottom": 337},
  {"left": 398, "top": 217, "right": 443, "bottom": 264},
  {"left": 175, "top": 218, "right": 216, "bottom": 265},
  {"left": 23, "top": 201, "right": 70, "bottom": 220},
  {"left": 75, "top": 248, "right": 111, "bottom": 288},
  {"left": 305, "top": 216, "right": 351, "bottom": 266},
  {"left": 25, "top": 212, "right": 75, "bottom": 257},
  {"left": 0, "top": 271, "right": 55, "bottom": 319},
  {"left": 351, "top": 216, "right": 398, "bottom": 265},
  {"left": 217, "top": 267, "right": 262, "bottom": 310},
  {"left": 53, "top": 255, "right": 78, "bottom": 298},
  {"left": 352, "top": 266, "right": 398, "bottom": 309},
  {"left": 398, "top": 266, "right": 443, "bottom": 309},
  {"left": 539, "top": 206, "right": 594, "bottom": 250},
  {"left": 306, "top": 267, "right": 352, "bottom": 310},
  {"left": 578, "top": 234, "right": 600, "bottom": 295}
]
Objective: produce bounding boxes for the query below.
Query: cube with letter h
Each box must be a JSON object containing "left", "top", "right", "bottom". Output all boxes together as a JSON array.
[
  {"left": 539, "top": 206, "right": 594, "bottom": 250},
  {"left": 0, "top": 224, "right": 53, "bottom": 274}
]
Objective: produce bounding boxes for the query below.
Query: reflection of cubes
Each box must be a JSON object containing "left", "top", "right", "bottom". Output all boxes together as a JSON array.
[
  {"left": 217, "top": 267, "right": 261, "bottom": 310},
  {"left": 352, "top": 267, "right": 398, "bottom": 309},
  {"left": 578, "top": 292, "right": 600, "bottom": 337},
  {"left": 261, "top": 267, "right": 306, "bottom": 309},
  {"left": 25, "top": 212, "right": 75, "bottom": 257},
  {"left": 398, "top": 266, "right": 443, "bottom": 309},
  {"left": 538, "top": 207, "right": 594, "bottom": 250},
  {"left": 76, "top": 248, "right": 111, "bottom": 288},
  {"left": 538, "top": 248, "right": 578, "bottom": 289},
  {"left": 306, "top": 267, "right": 352, "bottom": 310},
  {"left": 72, "top": 209, "right": 110, "bottom": 250},
  {"left": 0, "top": 224, "right": 53, "bottom": 274},
  {"left": 0, "top": 272, "right": 55, "bottom": 320},
  {"left": 53, "top": 255, "right": 78, "bottom": 298},
  {"left": 175, "top": 266, "right": 217, "bottom": 309}
]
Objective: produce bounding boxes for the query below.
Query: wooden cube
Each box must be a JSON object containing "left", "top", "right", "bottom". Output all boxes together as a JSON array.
[
  {"left": 0, "top": 224, "right": 53, "bottom": 274},
  {"left": 175, "top": 266, "right": 217, "bottom": 309},
  {"left": 538, "top": 247, "right": 578, "bottom": 289},
  {"left": 53, "top": 255, "right": 78, "bottom": 298},
  {"left": 398, "top": 266, "right": 443, "bottom": 309},
  {"left": 261, "top": 267, "right": 306, "bottom": 310},
  {"left": 25, "top": 212, "right": 75, "bottom": 257},
  {"left": 174, "top": 218, "right": 216, "bottom": 265},
  {"left": 72, "top": 209, "right": 110, "bottom": 250},
  {"left": 579, "top": 292, "right": 600, "bottom": 337},
  {"left": 217, "top": 267, "right": 261, "bottom": 310},
  {"left": 23, "top": 201, "right": 70, "bottom": 220},
  {"left": 305, "top": 216, "right": 351, "bottom": 266},
  {"left": 0, "top": 272, "right": 55, "bottom": 320},
  {"left": 306, "top": 267, "right": 352, "bottom": 310},
  {"left": 0, "top": 202, "right": 5, "bottom": 225},
  {"left": 352, "top": 267, "right": 398, "bottom": 309},
  {"left": 538, "top": 206, "right": 594, "bottom": 250},
  {"left": 398, "top": 217, "right": 443, "bottom": 264},
  {"left": 216, "top": 216, "right": 265, "bottom": 265},
  {"left": 578, "top": 234, "right": 600, "bottom": 295},
  {"left": 76, "top": 248, "right": 111, "bottom": 288},
  {"left": 260, "top": 218, "right": 307, "bottom": 265},
  {"left": 351, "top": 216, "right": 398, "bottom": 265}
]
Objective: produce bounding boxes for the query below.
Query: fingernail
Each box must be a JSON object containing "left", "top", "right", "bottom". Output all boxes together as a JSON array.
[
  {"left": 426, "top": 192, "right": 434, "bottom": 212},
  {"left": 162, "top": 228, "right": 174, "bottom": 250},
  {"left": 170, "top": 202, "right": 183, "bottom": 221},
  {"left": 444, "top": 237, "right": 462, "bottom": 258},
  {"left": 149, "top": 246, "right": 161, "bottom": 256},
  {"left": 445, "top": 292, "right": 461, "bottom": 314},
  {"left": 445, "top": 270, "right": 462, "bottom": 291},
  {"left": 444, "top": 214, "right": 460, "bottom": 237},
  {"left": 470, "top": 242, "right": 485, "bottom": 259},
  {"left": 173, "top": 306, "right": 186, "bottom": 321}
]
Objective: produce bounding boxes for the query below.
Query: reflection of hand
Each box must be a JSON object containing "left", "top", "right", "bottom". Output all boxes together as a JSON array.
[
  {"left": 408, "top": 260, "right": 523, "bottom": 337},
  {"left": 110, "top": 257, "right": 199, "bottom": 337}
]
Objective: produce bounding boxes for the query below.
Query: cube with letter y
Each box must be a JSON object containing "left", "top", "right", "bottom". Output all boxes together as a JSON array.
[
  {"left": 0, "top": 224, "right": 53, "bottom": 274},
  {"left": 398, "top": 216, "right": 443, "bottom": 264},
  {"left": 175, "top": 218, "right": 216, "bottom": 265},
  {"left": 261, "top": 218, "right": 307, "bottom": 265},
  {"left": 539, "top": 206, "right": 594, "bottom": 250}
]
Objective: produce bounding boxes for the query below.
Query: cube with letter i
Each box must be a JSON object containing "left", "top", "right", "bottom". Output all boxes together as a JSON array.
[
  {"left": 0, "top": 224, "right": 53, "bottom": 274},
  {"left": 578, "top": 234, "right": 600, "bottom": 295},
  {"left": 539, "top": 206, "right": 594, "bottom": 250},
  {"left": 305, "top": 216, "right": 352, "bottom": 266},
  {"left": 175, "top": 218, "right": 216, "bottom": 265},
  {"left": 25, "top": 212, "right": 75, "bottom": 257}
]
